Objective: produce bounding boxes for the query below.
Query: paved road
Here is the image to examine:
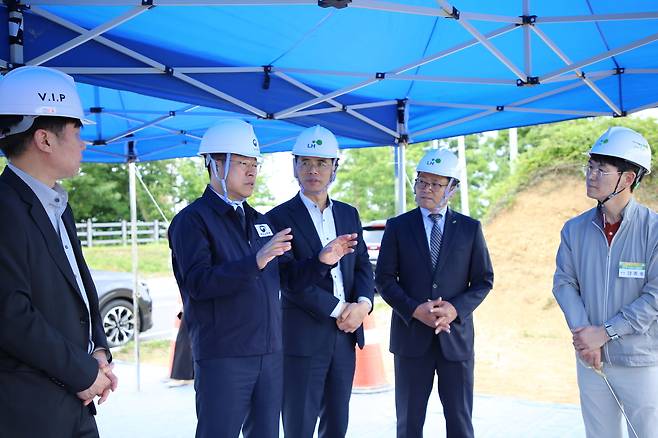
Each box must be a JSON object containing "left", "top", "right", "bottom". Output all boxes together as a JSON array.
[{"left": 97, "top": 362, "right": 591, "bottom": 438}]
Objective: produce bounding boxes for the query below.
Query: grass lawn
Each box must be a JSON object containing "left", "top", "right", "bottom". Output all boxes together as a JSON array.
[
  {"left": 112, "top": 339, "right": 172, "bottom": 366},
  {"left": 82, "top": 243, "right": 173, "bottom": 277}
]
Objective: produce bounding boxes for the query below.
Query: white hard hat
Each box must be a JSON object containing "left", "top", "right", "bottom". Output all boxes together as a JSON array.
[
  {"left": 416, "top": 148, "right": 461, "bottom": 180},
  {"left": 0, "top": 66, "right": 93, "bottom": 136},
  {"left": 198, "top": 119, "right": 260, "bottom": 158},
  {"left": 590, "top": 126, "right": 652, "bottom": 174},
  {"left": 292, "top": 125, "right": 339, "bottom": 159}
]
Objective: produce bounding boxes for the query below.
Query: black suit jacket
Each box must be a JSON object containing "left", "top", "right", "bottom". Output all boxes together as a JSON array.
[
  {"left": 0, "top": 166, "right": 109, "bottom": 435},
  {"left": 267, "top": 193, "right": 375, "bottom": 356},
  {"left": 375, "top": 207, "right": 493, "bottom": 361}
]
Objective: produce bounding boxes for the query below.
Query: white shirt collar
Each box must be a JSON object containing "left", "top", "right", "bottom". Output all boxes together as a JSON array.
[{"left": 299, "top": 190, "right": 333, "bottom": 212}]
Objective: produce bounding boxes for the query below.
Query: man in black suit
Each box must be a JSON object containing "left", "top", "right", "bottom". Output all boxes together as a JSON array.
[
  {"left": 0, "top": 66, "right": 117, "bottom": 438},
  {"left": 268, "top": 125, "right": 375, "bottom": 438},
  {"left": 376, "top": 148, "right": 493, "bottom": 438}
]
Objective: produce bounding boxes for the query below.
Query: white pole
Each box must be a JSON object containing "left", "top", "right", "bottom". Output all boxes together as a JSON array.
[
  {"left": 129, "top": 160, "right": 141, "bottom": 391},
  {"left": 395, "top": 143, "right": 407, "bottom": 215},
  {"left": 457, "top": 136, "right": 470, "bottom": 216},
  {"left": 509, "top": 127, "right": 518, "bottom": 172}
]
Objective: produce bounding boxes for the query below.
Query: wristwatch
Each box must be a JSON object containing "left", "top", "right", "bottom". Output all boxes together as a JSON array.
[{"left": 604, "top": 323, "right": 620, "bottom": 341}]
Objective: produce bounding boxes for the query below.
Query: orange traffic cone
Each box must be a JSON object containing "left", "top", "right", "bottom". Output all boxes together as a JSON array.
[{"left": 352, "top": 312, "right": 391, "bottom": 393}]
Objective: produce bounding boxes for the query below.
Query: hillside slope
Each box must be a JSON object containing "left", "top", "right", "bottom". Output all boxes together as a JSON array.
[{"left": 474, "top": 175, "right": 657, "bottom": 403}]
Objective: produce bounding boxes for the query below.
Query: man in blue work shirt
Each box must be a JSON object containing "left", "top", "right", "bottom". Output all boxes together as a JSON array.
[{"left": 168, "top": 119, "right": 358, "bottom": 438}]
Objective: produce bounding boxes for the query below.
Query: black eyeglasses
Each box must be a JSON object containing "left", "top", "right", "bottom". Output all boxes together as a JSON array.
[{"left": 414, "top": 178, "right": 450, "bottom": 192}]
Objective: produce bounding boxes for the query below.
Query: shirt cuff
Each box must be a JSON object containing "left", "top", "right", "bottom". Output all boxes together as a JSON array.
[
  {"left": 357, "top": 296, "right": 373, "bottom": 312},
  {"left": 330, "top": 301, "right": 347, "bottom": 319},
  {"left": 607, "top": 314, "right": 634, "bottom": 337}
]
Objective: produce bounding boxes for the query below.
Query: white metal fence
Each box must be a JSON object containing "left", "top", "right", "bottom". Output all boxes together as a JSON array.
[{"left": 76, "top": 220, "right": 168, "bottom": 247}]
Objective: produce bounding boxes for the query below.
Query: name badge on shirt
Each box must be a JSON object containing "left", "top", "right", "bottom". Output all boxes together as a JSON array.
[
  {"left": 255, "top": 223, "right": 274, "bottom": 237},
  {"left": 619, "top": 262, "right": 645, "bottom": 279}
]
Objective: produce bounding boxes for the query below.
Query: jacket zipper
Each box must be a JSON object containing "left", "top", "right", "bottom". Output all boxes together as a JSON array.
[{"left": 593, "top": 219, "right": 611, "bottom": 363}]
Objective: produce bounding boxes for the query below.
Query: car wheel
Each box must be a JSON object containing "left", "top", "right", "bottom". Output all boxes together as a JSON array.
[{"left": 101, "top": 299, "right": 136, "bottom": 348}]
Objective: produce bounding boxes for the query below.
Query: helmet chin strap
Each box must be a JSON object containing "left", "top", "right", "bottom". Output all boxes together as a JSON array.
[
  {"left": 597, "top": 173, "right": 625, "bottom": 210},
  {"left": 208, "top": 153, "right": 245, "bottom": 204}
]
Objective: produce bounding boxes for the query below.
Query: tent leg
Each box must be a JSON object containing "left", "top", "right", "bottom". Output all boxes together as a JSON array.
[
  {"left": 129, "top": 161, "right": 141, "bottom": 392},
  {"left": 457, "top": 135, "right": 470, "bottom": 216},
  {"left": 8, "top": 1, "right": 24, "bottom": 66},
  {"left": 509, "top": 127, "right": 518, "bottom": 172},
  {"left": 395, "top": 142, "right": 407, "bottom": 215}
]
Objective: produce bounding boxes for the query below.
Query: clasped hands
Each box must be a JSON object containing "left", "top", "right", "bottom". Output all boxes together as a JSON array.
[
  {"left": 256, "top": 229, "right": 358, "bottom": 270},
  {"left": 336, "top": 301, "right": 370, "bottom": 333},
  {"left": 413, "top": 297, "right": 457, "bottom": 334},
  {"left": 572, "top": 325, "right": 609, "bottom": 370},
  {"left": 76, "top": 350, "right": 119, "bottom": 406}
]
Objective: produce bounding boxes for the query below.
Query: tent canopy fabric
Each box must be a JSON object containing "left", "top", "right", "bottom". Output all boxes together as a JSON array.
[{"left": 2, "top": 0, "right": 658, "bottom": 162}]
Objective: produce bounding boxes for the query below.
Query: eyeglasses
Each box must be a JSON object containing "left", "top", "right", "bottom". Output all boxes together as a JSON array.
[
  {"left": 582, "top": 164, "right": 622, "bottom": 179},
  {"left": 297, "top": 159, "right": 332, "bottom": 171},
  {"left": 414, "top": 178, "right": 450, "bottom": 192},
  {"left": 229, "top": 159, "right": 261, "bottom": 172}
]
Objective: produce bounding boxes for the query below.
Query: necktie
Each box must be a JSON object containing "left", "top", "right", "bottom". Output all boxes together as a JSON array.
[
  {"left": 429, "top": 213, "right": 443, "bottom": 270},
  {"left": 235, "top": 205, "right": 247, "bottom": 234}
]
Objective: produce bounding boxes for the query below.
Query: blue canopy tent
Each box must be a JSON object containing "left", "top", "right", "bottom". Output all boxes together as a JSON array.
[
  {"left": 2, "top": 0, "right": 658, "bottom": 387},
  {"left": 3, "top": 0, "right": 658, "bottom": 210}
]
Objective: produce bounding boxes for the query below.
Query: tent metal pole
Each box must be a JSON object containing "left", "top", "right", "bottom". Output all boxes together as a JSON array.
[
  {"left": 31, "top": 6, "right": 167, "bottom": 71},
  {"left": 395, "top": 143, "right": 406, "bottom": 215},
  {"left": 413, "top": 110, "right": 497, "bottom": 138},
  {"left": 274, "top": 71, "right": 398, "bottom": 137},
  {"left": 531, "top": 25, "right": 622, "bottom": 115},
  {"left": 522, "top": 0, "right": 532, "bottom": 77},
  {"left": 105, "top": 105, "right": 197, "bottom": 143},
  {"left": 540, "top": 31, "right": 658, "bottom": 83},
  {"left": 7, "top": 1, "right": 24, "bottom": 66},
  {"left": 537, "top": 12, "right": 658, "bottom": 24},
  {"left": 457, "top": 135, "right": 469, "bottom": 216},
  {"left": 277, "top": 107, "right": 343, "bottom": 119},
  {"left": 389, "top": 74, "right": 515, "bottom": 85},
  {"left": 27, "top": 6, "right": 150, "bottom": 66},
  {"left": 391, "top": 24, "right": 517, "bottom": 75},
  {"left": 274, "top": 78, "right": 377, "bottom": 119},
  {"left": 436, "top": 0, "right": 526, "bottom": 81},
  {"left": 509, "top": 127, "right": 518, "bottom": 173},
  {"left": 172, "top": 71, "right": 268, "bottom": 118},
  {"left": 346, "top": 100, "right": 398, "bottom": 110},
  {"left": 128, "top": 150, "right": 141, "bottom": 392}
]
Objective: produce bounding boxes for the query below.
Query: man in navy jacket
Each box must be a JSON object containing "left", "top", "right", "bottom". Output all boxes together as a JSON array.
[
  {"left": 0, "top": 67, "right": 116, "bottom": 438},
  {"left": 376, "top": 148, "right": 493, "bottom": 438},
  {"left": 169, "top": 120, "right": 357, "bottom": 438},
  {"left": 268, "top": 125, "right": 375, "bottom": 438}
]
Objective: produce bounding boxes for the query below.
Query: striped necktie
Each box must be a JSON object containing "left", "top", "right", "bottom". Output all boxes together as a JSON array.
[{"left": 429, "top": 213, "right": 443, "bottom": 269}]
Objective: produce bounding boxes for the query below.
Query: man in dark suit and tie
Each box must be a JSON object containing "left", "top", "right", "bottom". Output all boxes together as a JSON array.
[
  {"left": 0, "top": 66, "right": 117, "bottom": 438},
  {"left": 169, "top": 120, "right": 358, "bottom": 438},
  {"left": 268, "top": 125, "right": 375, "bottom": 438},
  {"left": 376, "top": 148, "right": 493, "bottom": 438}
]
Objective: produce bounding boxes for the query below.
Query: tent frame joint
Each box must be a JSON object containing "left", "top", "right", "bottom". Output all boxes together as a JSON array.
[
  {"left": 93, "top": 139, "right": 107, "bottom": 146},
  {"left": 141, "top": 0, "right": 154, "bottom": 7},
  {"left": 397, "top": 134, "right": 409, "bottom": 144},
  {"left": 318, "top": 0, "right": 351, "bottom": 10},
  {"left": 516, "top": 76, "right": 540, "bottom": 86},
  {"left": 445, "top": 6, "right": 460, "bottom": 20},
  {"left": 519, "top": 15, "right": 537, "bottom": 26},
  {"left": 375, "top": 72, "right": 386, "bottom": 80},
  {"left": 262, "top": 65, "right": 272, "bottom": 90},
  {"left": 496, "top": 105, "right": 504, "bottom": 111},
  {"left": 612, "top": 110, "right": 628, "bottom": 118},
  {"left": 89, "top": 107, "right": 103, "bottom": 113},
  {"left": 614, "top": 67, "right": 626, "bottom": 75},
  {"left": 164, "top": 66, "right": 174, "bottom": 75}
]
